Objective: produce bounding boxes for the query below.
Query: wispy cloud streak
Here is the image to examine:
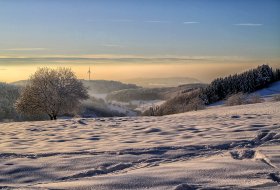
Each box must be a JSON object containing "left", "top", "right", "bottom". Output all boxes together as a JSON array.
[
  {"left": 144, "top": 20, "right": 170, "bottom": 23},
  {"left": 0, "top": 48, "right": 47, "bottom": 51},
  {"left": 234, "top": 23, "right": 263, "bottom": 26},
  {"left": 183, "top": 21, "right": 200, "bottom": 24},
  {"left": 0, "top": 54, "right": 263, "bottom": 62},
  {"left": 87, "top": 19, "right": 133, "bottom": 23}
]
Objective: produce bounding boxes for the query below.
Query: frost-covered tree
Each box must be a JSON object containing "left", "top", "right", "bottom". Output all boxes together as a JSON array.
[{"left": 15, "top": 67, "right": 89, "bottom": 120}]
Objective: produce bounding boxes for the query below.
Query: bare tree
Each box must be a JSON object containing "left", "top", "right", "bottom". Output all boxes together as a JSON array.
[{"left": 15, "top": 67, "right": 89, "bottom": 120}]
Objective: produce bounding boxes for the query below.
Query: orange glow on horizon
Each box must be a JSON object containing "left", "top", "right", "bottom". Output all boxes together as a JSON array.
[{"left": 1, "top": 61, "right": 279, "bottom": 84}]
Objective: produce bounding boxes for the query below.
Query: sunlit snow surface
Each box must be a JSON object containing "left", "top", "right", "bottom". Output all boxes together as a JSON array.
[{"left": 1, "top": 102, "right": 280, "bottom": 189}]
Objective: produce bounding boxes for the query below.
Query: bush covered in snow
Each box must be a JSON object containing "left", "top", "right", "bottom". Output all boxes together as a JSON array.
[
  {"left": 248, "top": 94, "right": 263, "bottom": 104},
  {"left": 225, "top": 93, "right": 247, "bottom": 106},
  {"left": 225, "top": 93, "right": 264, "bottom": 106},
  {"left": 273, "top": 94, "right": 280, "bottom": 101}
]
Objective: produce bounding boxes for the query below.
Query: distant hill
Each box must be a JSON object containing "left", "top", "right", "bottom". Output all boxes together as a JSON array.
[
  {"left": 81, "top": 80, "right": 140, "bottom": 94},
  {"left": 106, "top": 83, "right": 207, "bottom": 102},
  {"left": 124, "top": 77, "right": 201, "bottom": 88},
  {"left": 11, "top": 80, "right": 29, "bottom": 86},
  {"left": 12, "top": 79, "right": 140, "bottom": 94},
  {"left": 162, "top": 83, "right": 208, "bottom": 99}
]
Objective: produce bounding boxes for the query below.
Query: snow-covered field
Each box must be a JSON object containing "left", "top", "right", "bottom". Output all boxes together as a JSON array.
[{"left": 1, "top": 102, "right": 280, "bottom": 189}]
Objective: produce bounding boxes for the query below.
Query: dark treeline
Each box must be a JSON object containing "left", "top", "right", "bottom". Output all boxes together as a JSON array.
[
  {"left": 201, "top": 65, "right": 280, "bottom": 104},
  {"left": 0, "top": 82, "right": 49, "bottom": 121},
  {"left": 0, "top": 83, "right": 20, "bottom": 121}
]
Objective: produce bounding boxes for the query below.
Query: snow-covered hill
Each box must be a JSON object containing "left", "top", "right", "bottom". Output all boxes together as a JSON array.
[
  {"left": 208, "top": 81, "right": 280, "bottom": 107},
  {"left": 0, "top": 102, "right": 280, "bottom": 189},
  {"left": 255, "top": 81, "right": 280, "bottom": 97}
]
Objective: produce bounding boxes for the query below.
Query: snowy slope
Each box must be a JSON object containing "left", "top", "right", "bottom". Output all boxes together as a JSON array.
[
  {"left": 208, "top": 81, "right": 280, "bottom": 107},
  {"left": 0, "top": 102, "right": 280, "bottom": 189},
  {"left": 255, "top": 81, "right": 280, "bottom": 97}
]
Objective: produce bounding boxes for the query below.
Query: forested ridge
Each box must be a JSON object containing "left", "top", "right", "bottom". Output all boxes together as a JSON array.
[{"left": 201, "top": 65, "right": 280, "bottom": 104}]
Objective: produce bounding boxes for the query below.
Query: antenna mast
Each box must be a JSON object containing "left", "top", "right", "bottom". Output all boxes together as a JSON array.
[{"left": 87, "top": 66, "right": 91, "bottom": 81}]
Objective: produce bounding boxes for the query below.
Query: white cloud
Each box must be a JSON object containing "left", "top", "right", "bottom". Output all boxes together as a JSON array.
[
  {"left": 234, "top": 23, "right": 263, "bottom": 26},
  {"left": 144, "top": 20, "right": 170, "bottom": 23},
  {"left": 0, "top": 54, "right": 262, "bottom": 62},
  {"left": 87, "top": 19, "right": 133, "bottom": 23},
  {"left": 0, "top": 48, "right": 47, "bottom": 51},
  {"left": 183, "top": 21, "right": 200, "bottom": 24}
]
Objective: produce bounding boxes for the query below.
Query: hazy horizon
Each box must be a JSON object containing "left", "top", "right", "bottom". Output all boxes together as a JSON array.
[{"left": 1, "top": 60, "right": 280, "bottom": 84}]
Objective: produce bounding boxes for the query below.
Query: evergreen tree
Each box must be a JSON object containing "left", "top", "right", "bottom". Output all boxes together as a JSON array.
[{"left": 203, "top": 65, "right": 277, "bottom": 104}]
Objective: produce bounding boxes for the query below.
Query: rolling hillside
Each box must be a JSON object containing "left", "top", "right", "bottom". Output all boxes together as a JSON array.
[{"left": 1, "top": 101, "right": 279, "bottom": 189}]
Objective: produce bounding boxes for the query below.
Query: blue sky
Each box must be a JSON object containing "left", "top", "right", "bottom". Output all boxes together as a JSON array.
[
  {"left": 0, "top": 0, "right": 279, "bottom": 82},
  {"left": 0, "top": 0, "right": 279, "bottom": 58}
]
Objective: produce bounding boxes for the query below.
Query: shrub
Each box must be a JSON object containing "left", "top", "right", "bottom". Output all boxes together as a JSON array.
[
  {"left": 273, "top": 94, "right": 280, "bottom": 101},
  {"left": 225, "top": 93, "right": 247, "bottom": 106},
  {"left": 248, "top": 94, "right": 263, "bottom": 104},
  {"left": 142, "top": 105, "right": 161, "bottom": 116},
  {"left": 185, "top": 97, "right": 205, "bottom": 111}
]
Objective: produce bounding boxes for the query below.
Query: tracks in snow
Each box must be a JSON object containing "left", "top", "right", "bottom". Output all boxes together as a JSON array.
[
  {"left": 0, "top": 130, "right": 279, "bottom": 184},
  {"left": 1, "top": 129, "right": 279, "bottom": 190},
  {"left": 27, "top": 131, "right": 280, "bottom": 182},
  {"left": 59, "top": 130, "right": 280, "bottom": 181}
]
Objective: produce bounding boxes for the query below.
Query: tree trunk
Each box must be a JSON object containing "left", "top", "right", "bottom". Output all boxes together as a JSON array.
[
  {"left": 53, "top": 115, "right": 57, "bottom": 120},
  {"left": 48, "top": 114, "right": 54, "bottom": 120}
]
